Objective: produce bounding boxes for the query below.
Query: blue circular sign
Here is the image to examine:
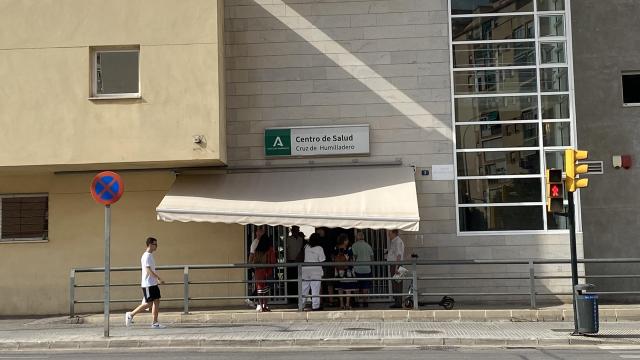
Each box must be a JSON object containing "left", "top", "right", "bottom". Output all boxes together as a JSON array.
[{"left": 90, "top": 171, "right": 124, "bottom": 205}]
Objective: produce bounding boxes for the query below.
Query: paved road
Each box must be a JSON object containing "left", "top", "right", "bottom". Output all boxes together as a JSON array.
[{"left": 2, "top": 347, "right": 640, "bottom": 359}]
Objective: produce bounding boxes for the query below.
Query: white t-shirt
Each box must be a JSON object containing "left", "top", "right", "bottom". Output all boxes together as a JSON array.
[
  {"left": 387, "top": 236, "right": 405, "bottom": 262},
  {"left": 301, "top": 245, "right": 325, "bottom": 279},
  {"left": 141, "top": 251, "right": 158, "bottom": 287}
]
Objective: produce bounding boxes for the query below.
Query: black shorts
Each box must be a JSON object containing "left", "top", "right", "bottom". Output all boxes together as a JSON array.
[
  {"left": 142, "top": 285, "right": 161, "bottom": 303},
  {"left": 355, "top": 271, "right": 373, "bottom": 290}
]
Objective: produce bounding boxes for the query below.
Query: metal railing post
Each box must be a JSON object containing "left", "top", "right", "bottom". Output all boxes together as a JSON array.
[
  {"left": 69, "top": 269, "right": 76, "bottom": 318},
  {"left": 529, "top": 260, "right": 536, "bottom": 309},
  {"left": 412, "top": 259, "right": 419, "bottom": 310},
  {"left": 183, "top": 266, "right": 189, "bottom": 314},
  {"left": 297, "top": 264, "right": 303, "bottom": 311}
]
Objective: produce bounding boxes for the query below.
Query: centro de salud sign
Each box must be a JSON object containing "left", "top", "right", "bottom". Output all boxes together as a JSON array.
[{"left": 264, "top": 125, "right": 370, "bottom": 157}]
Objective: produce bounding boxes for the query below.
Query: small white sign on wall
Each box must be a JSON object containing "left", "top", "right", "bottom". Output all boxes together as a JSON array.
[{"left": 431, "top": 164, "right": 454, "bottom": 181}]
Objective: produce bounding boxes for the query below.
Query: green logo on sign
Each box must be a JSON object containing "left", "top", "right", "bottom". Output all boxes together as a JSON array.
[{"left": 264, "top": 129, "right": 291, "bottom": 156}]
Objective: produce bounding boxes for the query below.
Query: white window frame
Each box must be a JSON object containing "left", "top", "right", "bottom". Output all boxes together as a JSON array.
[
  {"left": 90, "top": 47, "right": 141, "bottom": 100},
  {"left": 0, "top": 194, "right": 49, "bottom": 243},
  {"left": 448, "top": 0, "right": 580, "bottom": 235},
  {"left": 621, "top": 71, "right": 640, "bottom": 107}
]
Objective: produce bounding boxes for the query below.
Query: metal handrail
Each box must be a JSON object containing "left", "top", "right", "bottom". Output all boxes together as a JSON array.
[{"left": 69, "top": 258, "right": 640, "bottom": 317}]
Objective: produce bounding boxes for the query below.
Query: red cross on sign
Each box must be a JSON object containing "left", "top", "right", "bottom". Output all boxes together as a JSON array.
[{"left": 90, "top": 171, "right": 124, "bottom": 205}]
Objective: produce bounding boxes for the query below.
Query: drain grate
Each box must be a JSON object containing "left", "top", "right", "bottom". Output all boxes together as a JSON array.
[
  {"left": 343, "top": 327, "right": 375, "bottom": 331},
  {"left": 414, "top": 330, "right": 442, "bottom": 335}
]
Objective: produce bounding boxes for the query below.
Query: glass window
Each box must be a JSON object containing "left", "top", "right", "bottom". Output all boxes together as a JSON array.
[
  {"left": 457, "top": 123, "right": 539, "bottom": 149},
  {"left": 453, "top": 42, "right": 536, "bottom": 68},
  {"left": 539, "top": 15, "right": 564, "bottom": 37},
  {"left": 1, "top": 196, "right": 48, "bottom": 241},
  {"left": 540, "top": 42, "right": 566, "bottom": 64},
  {"left": 537, "top": 0, "right": 565, "bottom": 11},
  {"left": 542, "top": 122, "right": 570, "bottom": 146},
  {"left": 545, "top": 150, "right": 565, "bottom": 170},
  {"left": 622, "top": 73, "right": 640, "bottom": 105},
  {"left": 93, "top": 49, "right": 140, "bottom": 97},
  {"left": 541, "top": 94, "right": 570, "bottom": 119},
  {"left": 547, "top": 211, "right": 569, "bottom": 229},
  {"left": 459, "top": 206, "right": 544, "bottom": 231},
  {"left": 452, "top": 15, "right": 534, "bottom": 42},
  {"left": 454, "top": 69, "right": 537, "bottom": 94},
  {"left": 457, "top": 150, "right": 540, "bottom": 176},
  {"left": 458, "top": 178, "right": 542, "bottom": 204},
  {"left": 451, "top": 0, "right": 533, "bottom": 15},
  {"left": 455, "top": 96, "right": 538, "bottom": 122},
  {"left": 540, "top": 67, "right": 568, "bottom": 92}
]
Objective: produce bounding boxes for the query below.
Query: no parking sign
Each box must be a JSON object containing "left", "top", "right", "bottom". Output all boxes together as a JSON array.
[
  {"left": 90, "top": 171, "right": 124, "bottom": 338},
  {"left": 90, "top": 171, "right": 124, "bottom": 205}
]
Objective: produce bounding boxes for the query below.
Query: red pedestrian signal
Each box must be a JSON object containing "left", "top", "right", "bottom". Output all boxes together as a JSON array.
[{"left": 546, "top": 169, "right": 564, "bottom": 213}]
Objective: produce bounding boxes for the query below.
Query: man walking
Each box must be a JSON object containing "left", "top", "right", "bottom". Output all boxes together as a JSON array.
[
  {"left": 387, "top": 229, "right": 405, "bottom": 308},
  {"left": 125, "top": 237, "right": 165, "bottom": 328}
]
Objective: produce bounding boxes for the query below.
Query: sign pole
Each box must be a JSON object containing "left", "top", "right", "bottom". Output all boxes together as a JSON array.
[
  {"left": 568, "top": 191, "right": 579, "bottom": 334},
  {"left": 104, "top": 204, "right": 111, "bottom": 337},
  {"left": 90, "top": 171, "right": 123, "bottom": 338}
]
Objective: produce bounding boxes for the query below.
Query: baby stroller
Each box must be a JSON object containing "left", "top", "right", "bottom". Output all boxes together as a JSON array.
[{"left": 393, "top": 255, "right": 455, "bottom": 310}]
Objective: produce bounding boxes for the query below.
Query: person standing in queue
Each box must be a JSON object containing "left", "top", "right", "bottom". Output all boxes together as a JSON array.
[
  {"left": 316, "top": 227, "right": 336, "bottom": 307},
  {"left": 249, "top": 225, "right": 276, "bottom": 312},
  {"left": 387, "top": 229, "right": 405, "bottom": 308},
  {"left": 300, "top": 233, "right": 325, "bottom": 311},
  {"left": 352, "top": 231, "right": 374, "bottom": 308},
  {"left": 125, "top": 237, "right": 165, "bottom": 328},
  {"left": 286, "top": 226, "right": 303, "bottom": 304}
]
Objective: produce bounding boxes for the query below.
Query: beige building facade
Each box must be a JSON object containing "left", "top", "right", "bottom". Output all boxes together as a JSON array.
[
  {"left": 1, "top": 0, "right": 583, "bottom": 316},
  {"left": 0, "top": 0, "right": 237, "bottom": 315}
]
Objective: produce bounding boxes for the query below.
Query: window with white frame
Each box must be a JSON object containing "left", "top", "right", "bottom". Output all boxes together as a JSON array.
[
  {"left": 450, "top": 0, "right": 573, "bottom": 232},
  {"left": 0, "top": 195, "right": 48, "bottom": 241},
  {"left": 91, "top": 48, "right": 140, "bottom": 98}
]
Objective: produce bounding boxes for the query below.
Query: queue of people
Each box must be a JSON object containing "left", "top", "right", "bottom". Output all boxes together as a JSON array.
[{"left": 248, "top": 225, "right": 404, "bottom": 312}]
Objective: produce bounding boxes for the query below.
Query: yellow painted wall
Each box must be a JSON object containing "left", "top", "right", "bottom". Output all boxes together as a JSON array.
[
  {"left": 0, "top": 172, "right": 244, "bottom": 315},
  {"left": 0, "top": 0, "right": 226, "bottom": 168}
]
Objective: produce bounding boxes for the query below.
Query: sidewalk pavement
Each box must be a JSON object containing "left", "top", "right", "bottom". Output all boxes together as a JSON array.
[{"left": 2, "top": 305, "right": 640, "bottom": 351}]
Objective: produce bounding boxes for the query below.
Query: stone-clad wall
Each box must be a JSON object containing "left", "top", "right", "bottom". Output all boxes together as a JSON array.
[{"left": 224, "top": 0, "right": 576, "bottom": 303}]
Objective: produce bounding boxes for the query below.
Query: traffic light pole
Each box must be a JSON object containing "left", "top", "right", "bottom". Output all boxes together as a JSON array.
[{"left": 568, "top": 191, "right": 579, "bottom": 334}]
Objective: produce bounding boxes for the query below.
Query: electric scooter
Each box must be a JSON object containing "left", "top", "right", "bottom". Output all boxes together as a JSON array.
[{"left": 395, "top": 254, "right": 455, "bottom": 310}]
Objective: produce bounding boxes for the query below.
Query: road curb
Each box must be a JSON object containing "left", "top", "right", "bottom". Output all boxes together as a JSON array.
[
  {"left": 73, "top": 308, "right": 638, "bottom": 325},
  {"left": 1, "top": 336, "right": 628, "bottom": 351}
]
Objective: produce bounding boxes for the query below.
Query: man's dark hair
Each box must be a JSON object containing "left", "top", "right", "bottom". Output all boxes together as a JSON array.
[{"left": 146, "top": 237, "right": 158, "bottom": 246}]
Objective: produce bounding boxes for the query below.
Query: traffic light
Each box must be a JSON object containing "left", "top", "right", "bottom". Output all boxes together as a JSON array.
[
  {"left": 565, "top": 149, "right": 589, "bottom": 192},
  {"left": 546, "top": 168, "right": 564, "bottom": 213}
]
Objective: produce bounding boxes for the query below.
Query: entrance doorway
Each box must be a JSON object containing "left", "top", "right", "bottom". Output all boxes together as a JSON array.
[{"left": 245, "top": 225, "right": 390, "bottom": 306}]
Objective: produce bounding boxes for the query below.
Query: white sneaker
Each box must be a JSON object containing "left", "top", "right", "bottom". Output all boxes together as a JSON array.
[
  {"left": 125, "top": 312, "right": 133, "bottom": 327},
  {"left": 256, "top": 304, "right": 262, "bottom": 312},
  {"left": 151, "top": 322, "right": 165, "bottom": 329},
  {"left": 244, "top": 298, "right": 256, "bottom": 308}
]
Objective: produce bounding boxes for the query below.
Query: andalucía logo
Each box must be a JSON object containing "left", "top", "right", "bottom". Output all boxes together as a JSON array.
[{"left": 264, "top": 128, "right": 292, "bottom": 156}]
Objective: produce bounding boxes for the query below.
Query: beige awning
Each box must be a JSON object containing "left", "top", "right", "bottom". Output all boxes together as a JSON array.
[{"left": 156, "top": 166, "right": 420, "bottom": 231}]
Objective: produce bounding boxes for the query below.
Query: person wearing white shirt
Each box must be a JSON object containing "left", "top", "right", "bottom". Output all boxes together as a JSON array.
[
  {"left": 300, "top": 233, "right": 326, "bottom": 311},
  {"left": 387, "top": 229, "right": 405, "bottom": 308},
  {"left": 125, "top": 237, "right": 166, "bottom": 328}
]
